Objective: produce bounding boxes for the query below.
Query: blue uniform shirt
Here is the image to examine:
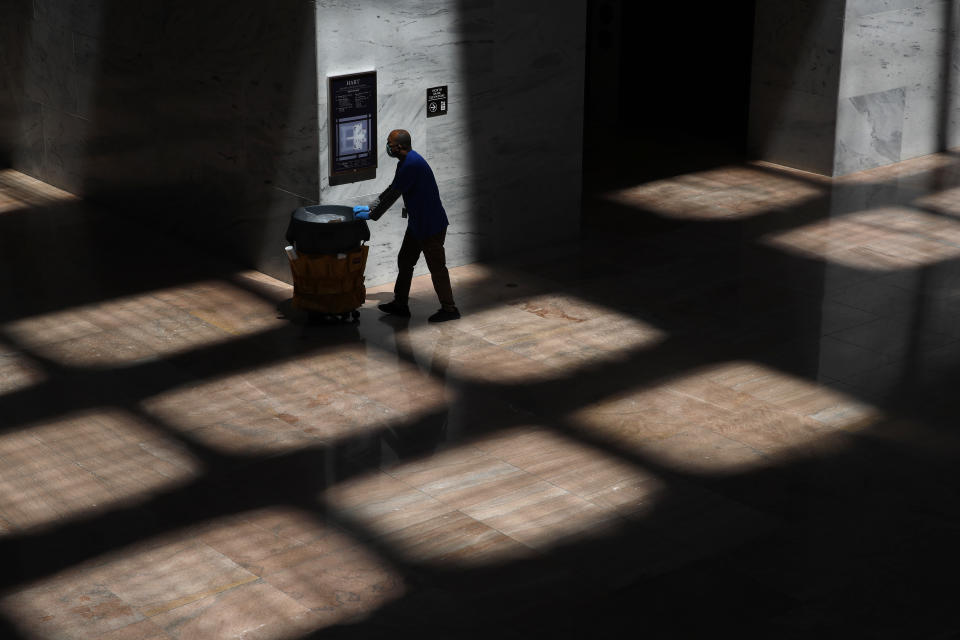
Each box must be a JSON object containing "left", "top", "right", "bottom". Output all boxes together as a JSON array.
[{"left": 389, "top": 150, "right": 448, "bottom": 240}]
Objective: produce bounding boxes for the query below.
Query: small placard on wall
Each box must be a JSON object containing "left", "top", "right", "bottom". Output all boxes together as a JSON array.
[{"left": 427, "top": 86, "right": 447, "bottom": 118}]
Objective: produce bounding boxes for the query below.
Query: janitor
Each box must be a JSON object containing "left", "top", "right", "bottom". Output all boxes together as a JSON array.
[{"left": 354, "top": 129, "right": 461, "bottom": 322}]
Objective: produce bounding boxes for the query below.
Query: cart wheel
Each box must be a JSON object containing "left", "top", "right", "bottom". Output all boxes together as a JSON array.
[{"left": 351, "top": 309, "right": 360, "bottom": 319}]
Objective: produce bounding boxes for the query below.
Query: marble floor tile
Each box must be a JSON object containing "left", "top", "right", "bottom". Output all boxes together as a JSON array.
[
  {"left": 633, "top": 426, "right": 769, "bottom": 474},
  {"left": 0, "top": 412, "right": 196, "bottom": 534},
  {"left": 372, "top": 510, "right": 535, "bottom": 567},
  {"left": 149, "top": 582, "right": 321, "bottom": 640},
  {"left": 2, "top": 312, "right": 103, "bottom": 347},
  {"left": 828, "top": 314, "right": 960, "bottom": 360},
  {"left": 698, "top": 360, "right": 882, "bottom": 428},
  {"left": 186, "top": 420, "right": 319, "bottom": 455},
  {"left": 2, "top": 296, "right": 243, "bottom": 367},
  {"left": 453, "top": 305, "right": 572, "bottom": 347},
  {"left": 256, "top": 542, "right": 405, "bottom": 624},
  {"left": 0, "top": 573, "right": 145, "bottom": 640},
  {"left": 508, "top": 293, "right": 610, "bottom": 323},
  {"left": 636, "top": 483, "right": 776, "bottom": 561},
  {"left": 603, "top": 164, "right": 825, "bottom": 220},
  {"left": 442, "top": 339, "right": 565, "bottom": 383},
  {"left": 661, "top": 367, "right": 763, "bottom": 412},
  {"left": 339, "top": 351, "right": 450, "bottom": 421},
  {"left": 572, "top": 384, "right": 732, "bottom": 444},
  {"left": 473, "top": 426, "right": 667, "bottom": 515},
  {"left": 459, "top": 483, "right": 621, "bottom": 550},
  {"left": 763, "top": 207, "right": 960, "bottom": 270},
  {"left": 321, "top": 470, "right": 457, "bottom": 538},
  {"left": 0, "top": 169, "right": 78, "bottom": 207},
  {"left": 225, "top": 506, "right": 349, "bottom": 547},
  {"left": 502, "top": 312, "right": 668, "bottom": 372},
  {"left": 814, "top": 336, "right": 895, "bottom": 382},
  {"left": 913, "top": 183, "right": 960, "bottom": 216},
  {"left": 194, "top": 513, "right": 314, "bottom": 573},
  {"left": 698, "top": 403, "right": 832, "bottom": 454},
  {"left": 384, "top": 445, "right": 529, "bottom": 508},
  {"left": 96, "top": 620, "right": 172, "bottom": 640},
  {"left": 0, "top": 409, "right": 200, "bottom": 533},
  {"left": 141, "top": 353, "right": 428, "bottom": 451},
  {"left": 0, "top": 192, "right": 29, "bottom": 215},
  {"left": 90, "top": 539, "right": 258, "bottom": 618}
]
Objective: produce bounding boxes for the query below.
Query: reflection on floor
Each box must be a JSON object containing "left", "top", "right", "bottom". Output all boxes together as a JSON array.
[{"left": 3, "top": 151, "right": 960, "bottom": 638}]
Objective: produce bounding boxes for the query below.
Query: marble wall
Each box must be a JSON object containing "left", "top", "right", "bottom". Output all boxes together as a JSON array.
[
  {"left": 835, "top": 0, "right": 960, "bottom": 174},
  {"left": 0, "top": 0, "right": 320, "bottom": 275},
  {"left": 748, "top": 0, "right": 847, "bottom": 176},
  {"left": 0, "top": 0, "right": 43, "bottom": 174},
  {"left": 313, "top": 0, "right": 587, "bottom": 287}
]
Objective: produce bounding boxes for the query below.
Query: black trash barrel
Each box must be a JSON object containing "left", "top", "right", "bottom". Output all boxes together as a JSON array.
[{"left": 285, "top": 205, "right": 370, "bottom": 255}]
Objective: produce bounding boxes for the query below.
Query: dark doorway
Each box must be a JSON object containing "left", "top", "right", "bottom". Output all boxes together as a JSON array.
[{"left": 584, "top": 1, "right": 756, "bottom": 188}]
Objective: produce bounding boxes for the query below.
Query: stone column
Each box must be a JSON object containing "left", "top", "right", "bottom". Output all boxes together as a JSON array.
[
  {"left": 835, "top": 0, "right": 960, "bottom": 175},
  {"left": 748, "top": 0, "right": 846, "bottom": 176},
  {"left": 750, "top": 0, "right": 960, "bottom": 177}
]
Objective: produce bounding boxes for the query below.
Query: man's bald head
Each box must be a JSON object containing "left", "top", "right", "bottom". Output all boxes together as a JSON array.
[{"left": 389, "top": 129, "right": 412, "bottom": 151}]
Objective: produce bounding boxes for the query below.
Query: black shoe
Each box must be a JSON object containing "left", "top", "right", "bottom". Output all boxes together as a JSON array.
[
  {"left": 378, "top": 301, "right": 411, "bottom": 317},
  {"left": 428, "top": 308, "right": 461, "bottom": 323}
]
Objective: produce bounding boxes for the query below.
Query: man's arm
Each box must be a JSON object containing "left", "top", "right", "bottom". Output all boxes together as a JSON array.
[{"left": 368, "top": 186, "right": 402, "bottom": 220}]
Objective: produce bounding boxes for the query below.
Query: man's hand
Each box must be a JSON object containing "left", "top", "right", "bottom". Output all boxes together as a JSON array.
[{"left": 353, "top": 205, "right": 371, "bottom": 220}]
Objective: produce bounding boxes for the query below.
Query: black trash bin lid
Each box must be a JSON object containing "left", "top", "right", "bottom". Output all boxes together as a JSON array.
[{"left": 292, "top": 205, "right": 357, "bottom": 223}]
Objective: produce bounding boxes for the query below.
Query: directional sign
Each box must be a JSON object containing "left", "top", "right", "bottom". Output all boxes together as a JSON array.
[{"left": 427, "top": 86, "right": 448, "bottom": 118}]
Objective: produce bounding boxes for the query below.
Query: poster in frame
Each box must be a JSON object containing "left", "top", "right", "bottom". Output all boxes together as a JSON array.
[{"left": 328, "top": 71, "right": 377, "bottom": 186}]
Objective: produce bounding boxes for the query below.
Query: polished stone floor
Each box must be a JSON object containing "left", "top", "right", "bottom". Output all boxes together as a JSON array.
[{"left": 3, "top": 145, "right": 960, "bottom": 639}]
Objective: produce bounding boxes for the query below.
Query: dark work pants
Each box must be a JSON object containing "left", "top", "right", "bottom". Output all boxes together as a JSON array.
[{"left": 394, "top": 228, "right": 456, "bottom": 310}]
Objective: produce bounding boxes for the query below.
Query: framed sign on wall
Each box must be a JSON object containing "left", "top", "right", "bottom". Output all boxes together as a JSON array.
[{"left": 328, "top": 71, "right": 377, "bottom": 186}]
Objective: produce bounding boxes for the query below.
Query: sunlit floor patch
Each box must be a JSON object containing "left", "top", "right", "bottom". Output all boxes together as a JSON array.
[
  {"left": 430, "top": 301, "right": 666, "bottom": 383},
  {"left": 0, "top": 169, "right": 77, "bottom": 213},
  {"left": 762, "top": 207, "right": 960, "bottom": 270},
  {"left": 602, "top": 163, "right": 824, "bottom": 220},
  {"left": 685, "top": 360, "right": 882, "bottom": 429},
  {"left": 1, "top": 279, "right": 286, "bottom": 367},
  {"left": 570, "top": 361, "right": 883, "bottom": 474},
  {"left": 471, "top": 425, "right": 667, "bottom": 517},
  {"left": 0, "top": 350, "right": 47, "bottom": 396},
  {"left": 321, "top": 429, "right": 666, "bottom": 565},
  {"left": 325, "top": 460, "right": 620, "bottom": 564},
  {"left": 142, "top": 345, "right": 449, "bottom": 453},
  {"left": 0, "top": 409, "right": 199, "bottom": 533},
  {"left": 914, "top": 185, "right": 960, "bottom": 218},
  {"left": 0, "top": 509, "right": 395, "bottom": 640}
]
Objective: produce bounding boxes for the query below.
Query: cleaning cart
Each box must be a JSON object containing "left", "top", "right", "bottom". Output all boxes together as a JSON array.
[{"left": 285, "top": 205, "right": 370, "bottom": 322}]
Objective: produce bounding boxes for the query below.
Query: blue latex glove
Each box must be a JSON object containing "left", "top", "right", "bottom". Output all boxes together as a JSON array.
[{"left": 353, "top": 205, "right": 370, "bottom": 220}]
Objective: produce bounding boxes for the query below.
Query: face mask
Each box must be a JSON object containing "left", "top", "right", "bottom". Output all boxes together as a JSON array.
[{"left": 386, "top": 145, "right": 395, "bottom": 158}]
